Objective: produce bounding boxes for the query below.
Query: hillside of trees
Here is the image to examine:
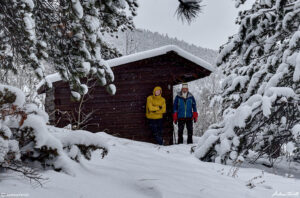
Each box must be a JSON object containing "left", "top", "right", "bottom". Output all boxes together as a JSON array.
[{"left": 104, "top": 29, "right": 217, "bottom": 64}]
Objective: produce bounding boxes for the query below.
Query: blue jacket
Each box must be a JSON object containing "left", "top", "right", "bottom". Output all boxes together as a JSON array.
[{"left": 173, "top": 92, "right": 197, "bottom": 119}]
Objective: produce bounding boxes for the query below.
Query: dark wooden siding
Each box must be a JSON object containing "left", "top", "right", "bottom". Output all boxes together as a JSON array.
[{"left": 49, "top": 52, "right": 211, "bottom": 145}]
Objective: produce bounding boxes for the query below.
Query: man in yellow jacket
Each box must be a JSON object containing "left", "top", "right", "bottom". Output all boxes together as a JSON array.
[{"left": 146, "top": 86, "right": 166, "bottom": 145}]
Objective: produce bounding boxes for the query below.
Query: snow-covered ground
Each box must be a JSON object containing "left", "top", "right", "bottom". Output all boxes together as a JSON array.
[{"left": 1, "top": 133, "right": 299, "bottom": 198}]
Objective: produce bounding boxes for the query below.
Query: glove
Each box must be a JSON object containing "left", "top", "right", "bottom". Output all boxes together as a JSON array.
[
  {"left": 173, "top": 112, "right": 178, "bottom": 124},
  {"left": 192, "top": 112, "right": 198, "bottom": 123}
]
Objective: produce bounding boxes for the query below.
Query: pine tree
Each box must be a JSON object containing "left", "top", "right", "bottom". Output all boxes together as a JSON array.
[
  {"left": 0, "top": 0, "right": 205, "bottom": 181},
  {"left": 0, "top": 0, "right": 203, "bottom": 101},
  {"left": 0, "top": 0, "right": 138, "bottom": 101},
  {"left": 0, "top": 0, "right": 138, "bottom": 179},
  {"left": 195, "top": 0, "right": 300, "bottom": 165}
]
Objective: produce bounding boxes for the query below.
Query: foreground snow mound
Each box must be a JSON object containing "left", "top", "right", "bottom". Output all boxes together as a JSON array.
[
  {"left": 0, "top": 84, "right": 108, "bottom": 176},
  {"left": 1, "top": 133, "right": 299, "bottom": 198}
]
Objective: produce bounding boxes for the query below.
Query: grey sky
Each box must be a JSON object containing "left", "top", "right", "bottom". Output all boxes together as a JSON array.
[{"left": 133, "top": 0, "right": 253, "bottom": 50}]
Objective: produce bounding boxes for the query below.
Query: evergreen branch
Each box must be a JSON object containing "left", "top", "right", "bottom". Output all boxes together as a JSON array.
[
  {"left": 0, "top": 161, "right": 48, "bottom": 187},
  {"left": 176, "top": 0, "right": 204, "bottom": 24}
]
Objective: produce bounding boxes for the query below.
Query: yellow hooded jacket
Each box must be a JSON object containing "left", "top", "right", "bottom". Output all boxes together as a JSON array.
[{"left": 146, "top": 86, "right": 166, "bottom": 119}]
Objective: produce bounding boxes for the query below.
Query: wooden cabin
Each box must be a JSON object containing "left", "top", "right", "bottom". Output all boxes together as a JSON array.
[{"left": 38, "top": 45, "right": 214, "bottom": 145}]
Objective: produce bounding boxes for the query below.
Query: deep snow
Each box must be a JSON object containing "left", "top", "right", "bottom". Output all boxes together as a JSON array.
[{"left": 0, "top": 133, "right": 299, "bottom": 198}]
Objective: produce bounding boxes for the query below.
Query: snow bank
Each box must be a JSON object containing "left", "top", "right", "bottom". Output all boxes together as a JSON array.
[{"left": 1, "top": 133, "right": 299, "bottom": 198}]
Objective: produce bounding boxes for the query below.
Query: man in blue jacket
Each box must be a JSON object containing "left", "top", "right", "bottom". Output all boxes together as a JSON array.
[{"left": 173, "top": 83, "right": 198, "bottom": 144}]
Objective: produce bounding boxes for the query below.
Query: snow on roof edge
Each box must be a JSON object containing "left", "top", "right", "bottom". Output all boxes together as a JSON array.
[
  {"left": 37, "top": 45, "right": 215, "bottom": 92},
  {"left": 107, "top": 45, "right": 215, "bottom": 72},
  {"left": 36, "top": 73, "right": 62, "bottom": 92}
]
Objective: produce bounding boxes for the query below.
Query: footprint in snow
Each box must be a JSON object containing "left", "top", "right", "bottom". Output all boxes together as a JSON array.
[{"left": 135, "top": 179, "right": 163, "bottom": 198}]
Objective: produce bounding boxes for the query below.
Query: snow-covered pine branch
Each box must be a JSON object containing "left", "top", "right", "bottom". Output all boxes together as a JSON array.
[
  {"left": 0, "top": 84, "right": 108, "bottom": 177},
  {"left": 0, "top": 0, "right": 138, "bottom": 101},
  {"left": 176, "top": 0, "right": 204, "bottom": 24},
  {"left": 195, "top": 0, "right": 300, "bottom": 165}
]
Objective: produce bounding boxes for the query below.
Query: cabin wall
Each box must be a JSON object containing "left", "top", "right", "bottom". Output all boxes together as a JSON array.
[
  {"left": 49, "top": 52, "right": 211, "bottom": 145},
  {"left": 45, "top": 87, "right": 56, "bottom": 124},
  {"left": 52, "top": 69, "right": 174, "bottom": 144}
]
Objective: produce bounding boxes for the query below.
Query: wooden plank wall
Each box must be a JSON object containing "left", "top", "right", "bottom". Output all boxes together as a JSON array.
[{"left": 51, "top": 52, "right": 211, "bottom": 145}]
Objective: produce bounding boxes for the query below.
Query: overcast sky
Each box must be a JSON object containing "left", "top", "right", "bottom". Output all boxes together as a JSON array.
[{"left": 133, "top": 0, "right": 253, "bottom": 50}]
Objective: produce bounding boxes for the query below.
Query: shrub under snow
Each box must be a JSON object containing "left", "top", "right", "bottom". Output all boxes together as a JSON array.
[{"left": 0, "top": 84, "right": 108, "bottom": 177}]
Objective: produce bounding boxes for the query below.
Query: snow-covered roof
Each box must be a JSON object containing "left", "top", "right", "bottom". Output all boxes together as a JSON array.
[
  {"left": 37, "top": 73, "right": 61, "bottom": 92},
  {"left": 107, "top": 45, "right": 215, "bottom": 72},
  {"left": 37, "top": 45, "right": 215, "bottom": 92}
]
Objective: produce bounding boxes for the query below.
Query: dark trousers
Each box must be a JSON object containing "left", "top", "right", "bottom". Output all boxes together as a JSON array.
[
  {"left": 148, "top": 119, "right": 163, "bottom": 145},
  {"left": 178, "top": 119, "right": 193, "bottom": 144}
]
